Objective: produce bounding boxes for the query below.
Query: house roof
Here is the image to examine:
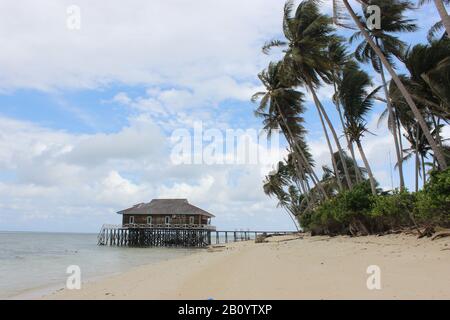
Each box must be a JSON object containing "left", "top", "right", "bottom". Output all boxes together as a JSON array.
[{"left": 117, "top": 199, "right": 215, "bottom": 218}]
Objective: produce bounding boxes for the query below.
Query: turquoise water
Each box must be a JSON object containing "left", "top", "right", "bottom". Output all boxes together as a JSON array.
[{"left": 0, "top": 231, "right": 195, "bottom": 299}]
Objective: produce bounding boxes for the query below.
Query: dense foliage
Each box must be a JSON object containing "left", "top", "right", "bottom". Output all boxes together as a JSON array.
[
  {"left": 300, "top": 169, "right": 450, "bottom": 235},
  {"left": 255, "top": 0, "right": 450, "bottom": 235},
  {"left": 252, "top": 0, "right": 450, "bottom": 235}
]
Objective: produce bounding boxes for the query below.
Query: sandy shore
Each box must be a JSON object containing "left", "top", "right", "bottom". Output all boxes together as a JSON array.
[{"left": 44, "top": 233, "right": 450, "bottom": 300}]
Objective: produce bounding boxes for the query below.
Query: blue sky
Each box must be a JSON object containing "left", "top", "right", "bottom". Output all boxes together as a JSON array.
[{"left": 0, "top": 0, "right": 448, "bottom": 233}]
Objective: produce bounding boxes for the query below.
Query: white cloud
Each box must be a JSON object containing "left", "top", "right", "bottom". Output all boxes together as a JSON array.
[
  {"left": 0, "top": 116, "right": 293, "bottom": 232},
  {"left": 0, "top": 0, "right": 281, "bottom": 93}
]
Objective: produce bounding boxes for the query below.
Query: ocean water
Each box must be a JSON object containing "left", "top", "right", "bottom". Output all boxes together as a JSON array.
[{"left": 0, "top": 231, "right": 196, "bottom": 299}]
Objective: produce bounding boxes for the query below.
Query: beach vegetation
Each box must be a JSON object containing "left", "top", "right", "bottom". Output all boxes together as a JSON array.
[{"left": 255, "top": 0, "right": 450, "bottom": 236}]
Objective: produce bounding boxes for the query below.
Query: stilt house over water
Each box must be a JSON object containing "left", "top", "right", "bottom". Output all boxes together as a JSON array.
[{"left": 117, "top": 199, "right": 215, "bottom": 228}]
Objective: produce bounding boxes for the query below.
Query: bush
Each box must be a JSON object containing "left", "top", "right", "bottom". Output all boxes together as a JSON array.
[
  {"left": 370, "top": 191, "right": 415, "bottom": 230},
  {"left": 300, "top": 181, "right": 374, "bottom": 236},
  {"left": 414, "top": 168, "right": 450, "bottom": 226},
  {"left": 299, "top": 170, "right": 450, "bottom": 236}
]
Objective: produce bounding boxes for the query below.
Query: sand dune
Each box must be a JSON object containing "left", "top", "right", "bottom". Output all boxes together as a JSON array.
[{"left": 45, "top": 233, "right": 450, "bottom": 300}]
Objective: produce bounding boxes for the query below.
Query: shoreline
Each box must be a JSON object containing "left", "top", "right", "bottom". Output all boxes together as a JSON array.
[{"left": 43, "top": 233, "right": 450, "bottom": 300}]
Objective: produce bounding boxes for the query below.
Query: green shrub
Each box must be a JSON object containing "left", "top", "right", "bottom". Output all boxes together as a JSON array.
[
  {"left": 300, "top": 181, "right": 374, "bottom": 235},
  {"left": 370, "top": 191, "right": 415, "bottom": 229},
  {"left": 299, "top": 170, "right": 450, "bottom": 236},
  {"left": 414, "top": 168, "right": 450, "bottom": 226}
]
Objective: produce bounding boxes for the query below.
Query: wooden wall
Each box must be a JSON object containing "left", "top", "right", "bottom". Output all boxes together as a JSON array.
[{"left": 122, "top": 214, "right": 209, "bottom": 225}]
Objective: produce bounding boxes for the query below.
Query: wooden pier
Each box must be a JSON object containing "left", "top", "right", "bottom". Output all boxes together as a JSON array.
[{"left": 97, "top": 224, "right": 295, "bottom": 248}]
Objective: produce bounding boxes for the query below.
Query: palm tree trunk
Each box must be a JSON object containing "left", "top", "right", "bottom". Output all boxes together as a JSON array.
[
  {"left": 421, "top": 154, "right": 427, "bottom": 188},
  {"left": 284, "top": 207, "right": 300, "bottom": 232},
  {"left": 342, "top": 0, "right": 448, "bottom": 170},
  {"left": 415, "top": 151, "right": 419, "bottom": 193},
  {"left": 415, "top": 124, "right": 420, "bottom": 193},
  {"left": 317, "top": 100, "right": 344, "bottom": 191},
  {"left": 356, "top": 140, "right": 377, "bottom": 195},
  {"left": 274, "top": 103, "right": 329, "bottom": 199},
  {"left": 292, "top": 152, "right": 313, "bottom": 204},
  {"left": 333, "top": 80, "right": 363, "bottom": 183},
  {"left": 307, "top": 81, "right": 354, "bottom": 189},
  {"left": 378, "top": 60, "right": 405, "bottom": 190},
  {"left": 433, "top": 0, "right": 450, "bottom": 37},
  {"left": 396, "top": 115, "right": 404, "bottom": 160}
]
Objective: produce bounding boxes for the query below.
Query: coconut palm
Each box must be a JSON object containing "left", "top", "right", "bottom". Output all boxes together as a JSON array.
[
  {"left": 393, "top": 40, "right": 450, "bottom": 156},
  {"left": 327, "top": 39, "right": 364, "bottom": 183},
  {"left": 405, "top": 40, "right": 450, "bottom": 119},
  {"left": 321, "top": 151, "right": 367, "bottom": 195},
  {"left": 252, "top": 61, "right": 328, "bottom": 199},
  {"left": 263, "top": 161, "right": 302, "bottom": 230},
  {"left": 403, "top": 124, "right": 432, "bottom": 190},
  {"left": 263, "top": 0, "right": 354, "bottom": 191},
  {"left": 387, "top": 73, "right": 445, "bottom": 190},
  {"left": 349, "top": 0, "right": 418, "bottom": 190},
  {"left": 339, "top": 64, "right": 381, "bottom": 195},
  {"left": 339, "top": 0, "right": 448, "bottom": 169},
  {"left": 419, "top": 0, "right": 450, "bottom": 38}
]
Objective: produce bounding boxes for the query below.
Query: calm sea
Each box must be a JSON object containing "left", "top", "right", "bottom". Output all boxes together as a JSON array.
[{"left": 0, "top": 231, "right": 196, "bottom": 299}]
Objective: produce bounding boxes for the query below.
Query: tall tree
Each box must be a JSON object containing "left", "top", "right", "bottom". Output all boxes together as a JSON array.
[
  {"left": 339, "top": 0, "right": 448, "bottom": 169},
  {"left": 263, "top": 0, "right": 354, "bottom": 190},
  {"left": 327, "top": 39, "right": 364, "bottom": 183},
  {"left": 339, "top": 64, "right": 381, "bottom": 195},
  {"left": 321, "top": 151, "right": 367, "bottom": 194},
  {"left": 263, "top": 160, "right": 302, "bottom": 230},
  {"left": 419, "top": 0, "right": 450, "bottom": 37},
  {"left": 349, "top": 0, "right": 418, "bottom": 190},
  {"left": 253, "top": 61, "right": 329, "bottom": 199}
]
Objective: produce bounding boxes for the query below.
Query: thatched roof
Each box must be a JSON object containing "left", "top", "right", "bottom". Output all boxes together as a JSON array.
[{"left": 117, "top": 199, "right": 215, "bottom": 218}]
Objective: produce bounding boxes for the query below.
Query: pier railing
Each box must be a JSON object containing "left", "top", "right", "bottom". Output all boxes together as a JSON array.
[{"left": 98, "top": 223, "right": 216, "bottom": 230}]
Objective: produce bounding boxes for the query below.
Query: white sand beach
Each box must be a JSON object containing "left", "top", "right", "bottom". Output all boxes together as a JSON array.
[{"left": 44, "top": 233, "right": 450, "bottom": 300}]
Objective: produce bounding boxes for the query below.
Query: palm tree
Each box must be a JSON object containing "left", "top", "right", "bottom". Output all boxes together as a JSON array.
[
  {"left": 327, "top": 39, "right": 364, "bottom": 183},
  {"left": 338, "top": 64, "right": 381, "bottom": 195},
  {"left": 349, "top": 0, "right": 418, "bottom": 190},
  {"left": 387, "top": 71, "right": 449, "bottom": 191},
  {"left": 339, "top": 0, "right": 448, "bottom": 169},
  {"left": 403, "top": 124, "right": 432, "bottom": 189},
  {"left": 419, "top": 0, "right": 450, "bottom": 37},
  {"left": 263, "top": 0, "right": 354, "bottom": 191},
  {"left": 263, "top": 161, "right": 302, "bottom": 231},
  {"left": 391, "top": 40, "right": 450, "bottom": 159},
  {"left": 321, "top": 151, "right": 367, "bottom": 194},
  {"left": 405, "top": 40, "right": 450, "bottom": 118},
  {"left": 252, "top": 61, "right": 329, "bottom": 199}
]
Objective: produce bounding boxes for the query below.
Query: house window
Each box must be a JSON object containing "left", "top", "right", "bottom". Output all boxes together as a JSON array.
[
  {"left": 189, "top": 216, "right": 195, "bottom": 225},
  {"left": 147, "top": 216, "right": 152, "bottom": 225},
  {"left": 165, "top": 216, "right": 171, "bottom": 225},
  {"left": 129, "top": 216, "right": 135, "bottom": 224}
]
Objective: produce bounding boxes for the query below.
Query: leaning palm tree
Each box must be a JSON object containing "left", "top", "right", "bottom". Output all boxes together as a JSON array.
[
  {"left": 392, "top": 40, "right": 450, "bottom": 154},
  {"left": 402, "top": 123, "right": 432, "bottom": 190},
  {"left": 339, "top": 64, "right": 380, "bottom": 195},
  {"left": 321, "top": 151, "right": 368, "bottom": 195},
  {"left": 252, "top": 61, "right": 328, "bottom": 199},
  {"left": 349, "top": 0, "right": 418, "bottom": 190},
  {"left": 263, "top": 161, "right": 301, "bottom": 231},
  {"left": 405, "top": 39, "right": 450, "bottom": 118},
  {"left": 327, "top": 39, "right": 364, "bottom": 183},
  {"left": 419, "top": 0, "right": 450, "bottom": 37},
  {"left": 263, "top": 0, "right": 354, "bottom": 191},
  {"left": 338, "top": 0, "right": 448, "bottom": 169}
]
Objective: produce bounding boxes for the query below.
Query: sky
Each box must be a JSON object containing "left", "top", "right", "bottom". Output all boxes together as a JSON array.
[{"left": 0, "top": 0, "right": 448, "bottom": 233}]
